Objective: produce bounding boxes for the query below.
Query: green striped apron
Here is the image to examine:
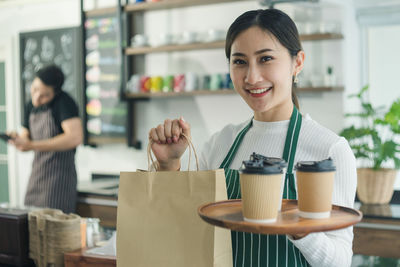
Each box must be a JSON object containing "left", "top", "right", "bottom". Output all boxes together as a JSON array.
[{"left": 219, "top": 106, "right": 310, "bottom": 267}]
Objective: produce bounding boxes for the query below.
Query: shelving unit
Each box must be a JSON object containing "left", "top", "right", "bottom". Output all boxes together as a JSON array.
[
  {"left": 124, "top": 0, "right": 252, "bottom": 12},
  {"left": 125, "top": 86, "right": 344, "bottom": 99},
  {"left": 124, "top": 33, "right": 343, "bottom": 56},
  {"left": 82, "top": 0, "right": 346, "bottom": 148}
]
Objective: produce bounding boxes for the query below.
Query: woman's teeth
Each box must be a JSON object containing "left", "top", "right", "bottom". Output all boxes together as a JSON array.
[{"left": 249, "top": 88, "right": 271, "bottom": 94}]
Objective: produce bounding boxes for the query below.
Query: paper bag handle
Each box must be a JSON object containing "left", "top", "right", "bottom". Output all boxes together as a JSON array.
[{"left": 148, "top": 133, "right": 199, "bottom": 171}]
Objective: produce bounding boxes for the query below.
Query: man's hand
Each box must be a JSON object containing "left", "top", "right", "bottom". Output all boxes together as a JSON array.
[{"left": 11, "top": 136, "right": 33, "bottom": 151}]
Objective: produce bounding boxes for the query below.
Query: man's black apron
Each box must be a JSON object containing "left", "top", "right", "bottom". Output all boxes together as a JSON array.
[{"left": 24, "top": 107, "right": 77, "bottom": 213}]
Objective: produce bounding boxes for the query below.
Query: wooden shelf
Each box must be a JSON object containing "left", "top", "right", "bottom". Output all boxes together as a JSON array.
[
  {"left": 125, "top": 33, "right": 343, "bottom": 55},
  {"left": 124, "top": 0, "right": 251, "bottom": 12},
  {"left": 88, "top": 136, "right": 126, "bottom": 145},
  {"left": 125, "top": 89, "right": 236, "bottom": 99},
  {"left": 125, "top": 86, "right": 344, "bottom": 99},
  {"left": 297, "top": 86, "right": 344, "bottom": 92},
  {"left": 85, "top": 7, "right": 118, "bottom": 17},
  {"left": 300, "top": 33, "right": 343, "bottom": 41},
  {"left": 125, "top": 40, "right": 225, "bottom": 55}
]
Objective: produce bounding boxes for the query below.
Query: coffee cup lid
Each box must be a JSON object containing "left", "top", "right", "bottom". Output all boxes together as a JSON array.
[
  {"left": 249, "top": 152, "right": 287, "bottom": 168},
  {"left": 295, "top": 158, "right": 336, "bottom": 172},
  {"left": 240, "top": 160, "right": 283, "bottom": 174}
]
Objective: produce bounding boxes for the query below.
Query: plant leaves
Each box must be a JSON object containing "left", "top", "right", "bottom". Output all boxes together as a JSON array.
[{"left": 385, "top": 98, "right": 400, "bottom": 133}]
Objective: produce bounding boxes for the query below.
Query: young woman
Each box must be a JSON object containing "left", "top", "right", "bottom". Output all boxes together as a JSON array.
[
  {"left": 10, "top": 65, "right": 83, "bottom": 213},
  {"left": 149, "top": 9, "right": 356, "bottom": 266}
]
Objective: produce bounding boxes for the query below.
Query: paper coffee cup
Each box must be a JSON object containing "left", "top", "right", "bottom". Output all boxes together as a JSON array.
[
  {"left": 249, "top": 153, "right": 287, "bottom": 210},
  {"left": 296, "top": 158, "right": 336, "bottom": 219},
  {"left": 240, "top": 158, "right": 284, "bottom": 223}
]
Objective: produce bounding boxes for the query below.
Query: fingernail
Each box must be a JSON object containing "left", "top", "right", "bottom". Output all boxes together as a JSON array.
[
  {"left": 173, "top": 136, "right": 178, "bottom": 143},
  {"left": 180, "top": 116, "right": 185, "bottom": 122},
  {"left": 167, "top": 138, "right": 172, "bottom": 144}
]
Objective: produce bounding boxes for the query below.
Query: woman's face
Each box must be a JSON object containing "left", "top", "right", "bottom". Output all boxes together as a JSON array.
[
  {"left": 229, "top": 26, "right": 304, "bottom": 121},
  {"left": 30, "top": 77, "right": 55, "bottom": 107}
]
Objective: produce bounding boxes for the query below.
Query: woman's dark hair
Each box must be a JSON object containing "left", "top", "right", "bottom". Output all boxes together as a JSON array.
[
  {"left": 35, "top": 64, "right": 65, "bottom": 94},
  {"left": 225, "top": 9, "right": 302, "bottom": 109}
]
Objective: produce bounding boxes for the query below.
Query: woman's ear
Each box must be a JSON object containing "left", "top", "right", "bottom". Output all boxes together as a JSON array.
[{"left": 293, "top": 50, "right": 305, "bottom": 75}]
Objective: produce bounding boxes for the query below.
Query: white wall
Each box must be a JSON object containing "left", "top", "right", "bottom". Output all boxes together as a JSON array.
[{"left": 0, "top": 0, "right": 360, "bottom": 206}]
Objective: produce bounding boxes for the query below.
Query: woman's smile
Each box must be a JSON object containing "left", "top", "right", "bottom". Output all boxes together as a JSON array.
[{"left": 246, "top": 86, "right": 273, "bottom": 97}]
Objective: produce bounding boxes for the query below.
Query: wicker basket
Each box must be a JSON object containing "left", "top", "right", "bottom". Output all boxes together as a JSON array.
[
  {"left": 357, "top": 168, "right": 397, "bottom": 204},
  {"left": 28, "top": 209, "right": 81, "bottom": 267}
]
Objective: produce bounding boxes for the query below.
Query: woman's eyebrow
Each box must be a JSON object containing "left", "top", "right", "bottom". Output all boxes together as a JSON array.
[
  {"left": 254, "top": 48, "right": 273, "bottom": 55},
  {"left": 231, "top": 48, "right": 274, "bottom": 57}
]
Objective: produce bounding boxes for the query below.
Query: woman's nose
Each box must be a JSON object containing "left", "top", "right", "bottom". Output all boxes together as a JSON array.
[{"left": 244, "top": 64, "right": 263, "bottom": 85}]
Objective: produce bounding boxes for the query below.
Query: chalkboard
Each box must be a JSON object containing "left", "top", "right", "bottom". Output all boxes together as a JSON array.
[
  {"left": 19, "top": 27, "right": 83, "bottom": 121},
  {"left": 84, "top": 13, "right": 126, "bottom": 143}
]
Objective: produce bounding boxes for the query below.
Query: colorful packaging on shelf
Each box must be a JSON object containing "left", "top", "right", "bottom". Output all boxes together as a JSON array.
[
  {"left": 162, "top": 75, "right": 174, "bottom": 92},
  {"left": 140, "top": 76, "right": 151, "bottom": 93},
  {"left": 173, "top": 74, "right": 185, "bottom": 92},
  {"left": 150, "top": 76, "right": 163, "bottom": 92},
  {"left": 210, "top": 73, "right": 223, "bottom": 91},
  {"left": 199, "top": 75, "right": 211, "bottom": 90}
]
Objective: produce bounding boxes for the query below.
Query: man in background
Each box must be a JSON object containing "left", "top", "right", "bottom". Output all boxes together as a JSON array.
[{"left": 10, "top": 64, "right": 82, "bottom": 213}]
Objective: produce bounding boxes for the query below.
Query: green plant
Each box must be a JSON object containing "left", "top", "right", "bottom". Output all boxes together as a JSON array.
[{"left": 340, "top": 85, "right": 400, "bottom": 170}]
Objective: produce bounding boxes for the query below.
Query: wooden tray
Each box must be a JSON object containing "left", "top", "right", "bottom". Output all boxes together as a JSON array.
[{"left": 198, "top": 199, "right": 362, "bottom": 235}]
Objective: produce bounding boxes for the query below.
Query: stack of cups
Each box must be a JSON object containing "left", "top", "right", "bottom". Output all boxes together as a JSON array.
[
  {"left": 239, "top": 154, "right": 286, "bottom": 223},
  {"left": 296, "top": 158, "right": 336, "bottom": 219}
]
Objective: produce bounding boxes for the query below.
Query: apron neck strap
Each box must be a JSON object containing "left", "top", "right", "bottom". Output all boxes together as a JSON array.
[
  {"left": 282, "top": 106, "right": 302, "bottom": 175},
  {"left": 219, "top": 119, "right": 252, "bottom": 169}
]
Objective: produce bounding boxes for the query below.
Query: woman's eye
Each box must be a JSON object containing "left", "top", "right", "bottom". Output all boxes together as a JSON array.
[
  {"left": 260, "top": 56, "right": 272, "bottom": 62},
  {"left": 232, "top": 59, "right": 246, "bottom": 65}
]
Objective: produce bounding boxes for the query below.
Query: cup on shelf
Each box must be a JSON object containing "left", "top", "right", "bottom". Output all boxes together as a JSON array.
[
  {"left": 185, "top": 72, "right": 198, "bottom": 91},
  {"left": 155, "top": 33, "right": 174, "bottom": 46},
  {"left": 222, "top": 73, "right": 233, "bottom": 89},
  {"left": 150, "top": 76, "right": 163, "bottom": 92},
  {"left": 296, "top": 158, "right": 336, "bottom": 219},
  {"left": 126, "top": 74, "right": 141, "bottom": 93},
  {"left": 173, "top": 74, "right": 185, "bottom": 92},
  {"left": 199, "top": 74, "right": 211, "bottom": 90},
  {"left": 140, "top": 76, "right": 151, "bottom": 92},
  {"left": 131, "top": 34, "right": 148, "bottom": 47},
  {"left": 204, "top": 29, "right": 226, "bottom": 42},
  {"left": 179, "top": 31, "right": 198, "bottom": 44},
  {"left": 239, "top": 158, "right": 284, "bottom": 223},
  {"left": 210, "top": 73, "right": 223, "bottom": 91},
  {"left": 162, "top": 75, "right": 174, "bottom": 92}
]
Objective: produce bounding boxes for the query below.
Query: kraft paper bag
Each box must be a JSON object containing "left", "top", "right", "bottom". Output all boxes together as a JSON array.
[{"left": 117, "top": 138, "right": 232, "bottom": 267}]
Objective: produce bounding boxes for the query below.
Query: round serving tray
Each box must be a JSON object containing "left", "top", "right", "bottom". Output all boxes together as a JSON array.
[{"left": 198, "top": 199, "right": 362, "bottom": 235}]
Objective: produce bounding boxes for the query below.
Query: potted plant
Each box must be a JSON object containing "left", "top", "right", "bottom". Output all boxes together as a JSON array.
[{"left": 340, "top": 85, "right": 400, "bottom": 204}]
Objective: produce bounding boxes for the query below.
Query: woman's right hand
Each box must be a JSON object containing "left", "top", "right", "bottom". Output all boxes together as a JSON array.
[{"left": 148, "top": 117, "right": 191, "bottom": 171}]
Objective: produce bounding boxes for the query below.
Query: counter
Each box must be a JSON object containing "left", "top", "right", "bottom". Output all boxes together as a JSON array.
[
  {"left": 76, "top": 180, "right": 400, "bottom": 258},
  {"left": 76, "top": 179, "right": 118, "bottom": 228},
  {"left": 353, "top": 202, "right": 400, "bottom": 258}
]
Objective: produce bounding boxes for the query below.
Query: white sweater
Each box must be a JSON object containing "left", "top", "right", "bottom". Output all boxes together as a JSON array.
[{"left": 199, "top": 114, "right": 357, "bottom": 267}]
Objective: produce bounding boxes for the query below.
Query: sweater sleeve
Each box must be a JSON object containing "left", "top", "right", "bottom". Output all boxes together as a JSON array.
[{"left": 288, "top": 137, "right": 357, "bottom": 267}]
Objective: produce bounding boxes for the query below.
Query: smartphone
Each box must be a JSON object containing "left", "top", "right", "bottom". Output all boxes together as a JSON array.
[{"left": 0, "top": 133, "right": 12, "bottom": 142}]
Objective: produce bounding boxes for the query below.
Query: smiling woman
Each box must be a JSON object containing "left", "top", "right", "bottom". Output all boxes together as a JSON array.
[
  {"left": 148, "top": 8, "right": 357, "bottom": 267},
  {"left": 228, "top": 26, "right": 304, "bottom": 122}
]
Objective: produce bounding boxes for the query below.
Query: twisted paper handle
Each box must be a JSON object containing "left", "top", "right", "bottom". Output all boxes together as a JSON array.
[{"left": 147, "top": 133, "right": 199, "bottom": 171}]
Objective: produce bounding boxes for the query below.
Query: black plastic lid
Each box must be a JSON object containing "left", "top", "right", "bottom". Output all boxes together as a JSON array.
[
  {"left": 240, "top": 160, "right": 283, "bottom": 174},
  {"left": 249, "top": 152, "right": 287, "bottom": 168},
  {"left": 295, "top": 158, "right": 336, "bottom": 172}
]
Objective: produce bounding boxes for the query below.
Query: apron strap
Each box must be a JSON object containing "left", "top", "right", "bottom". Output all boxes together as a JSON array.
[
  {"left": 282, "top": 106, "right": 302, "bottom": 199},
  {"left": 219, "top": 119, "right": 253, "bottom": 169}
]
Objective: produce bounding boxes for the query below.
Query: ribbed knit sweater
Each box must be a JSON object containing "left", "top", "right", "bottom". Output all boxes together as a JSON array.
[{"left": 199, "top": 114, "right": 357, "bottom": 267}]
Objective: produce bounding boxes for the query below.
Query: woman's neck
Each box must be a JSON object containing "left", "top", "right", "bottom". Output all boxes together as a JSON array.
[{"left": 254, "top": 102, "right": 294, "bottom": 122}]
